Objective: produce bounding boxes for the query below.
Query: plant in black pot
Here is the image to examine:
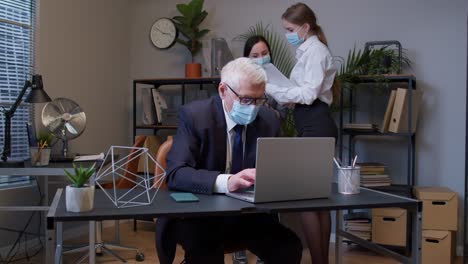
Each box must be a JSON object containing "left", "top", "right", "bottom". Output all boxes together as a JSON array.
[
  {"left": 64, "top": 164, "right": 95, "bottom": 212},
  {"left": 173, "top": 0, "right": 210, "bottom": 78}
]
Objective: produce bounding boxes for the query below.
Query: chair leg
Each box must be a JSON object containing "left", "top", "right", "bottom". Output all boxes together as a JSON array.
[
  {"left": 96, "top": 221, "right": 103, "bottom": 254},
  {"left": 104, "top": 243, "right": 139, "bottom": 253},
  {"left": 115, "top": 220, "right": 120, "bottom": 243},
  {"left": 101, "top": 245, "right": 128, "bottom": 263},
  {"left": 133, "top": 219, "right": 137, "bottom": 231}
]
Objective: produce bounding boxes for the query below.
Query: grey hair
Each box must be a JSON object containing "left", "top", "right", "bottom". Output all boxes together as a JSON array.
[{"left": 220, "top": 57, "right": 267, "bottom": 90}]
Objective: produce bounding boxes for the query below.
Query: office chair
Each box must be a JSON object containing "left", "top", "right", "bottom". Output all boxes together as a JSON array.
[
  {"left": 64, "top": 136, "right": 146, "bottom": 263},
  {"left": 153, "top": 136, "right": 252, "bottom": 264}
]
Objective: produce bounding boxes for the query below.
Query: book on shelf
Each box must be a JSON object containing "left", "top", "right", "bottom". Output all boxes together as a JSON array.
[
  {"left": 344, "top": 212, "right": 370, "bottom": 222},
  {"left": 380, "top": 90, "right": 397, "bottom": 133},
  {"left": 141, "top": 87, "right": 157, "bottom": 125},
  {"left": 74, "top": 153, "right": 105, "bottom": 162},
  {"left": 343, "top": 123, "right": 378, "bottom": 131},
  {"left": 344, "top": 212, "right": 371, "bottom": 241},
  {"left": 361, "top": 182, "right": 392, "bottom": 187},
  {"left": 151, "top": 89, "right": 168, "bottom": 124},
  {"left": 388, "top": 88, "right": 423, "bottom": 133}
]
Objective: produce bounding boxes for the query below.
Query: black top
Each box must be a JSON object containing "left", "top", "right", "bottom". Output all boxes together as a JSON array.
[{"left": 47, "top": 184, "right": 420, "bottom": 223}]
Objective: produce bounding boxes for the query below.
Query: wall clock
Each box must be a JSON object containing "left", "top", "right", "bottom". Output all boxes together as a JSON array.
[{"left": 150, "top": 18, "right": 178, "bottom": 49}]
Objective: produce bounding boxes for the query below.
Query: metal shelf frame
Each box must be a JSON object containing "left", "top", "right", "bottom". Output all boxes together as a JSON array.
[
  {"left": 338, "top": 74, "right": 417, "bottom": 187},
  {"left": 132, "top": 77, "right": 220, "bottom": 140}
]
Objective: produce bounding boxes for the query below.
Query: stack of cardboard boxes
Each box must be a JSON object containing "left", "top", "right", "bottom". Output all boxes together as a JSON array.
[
  {"left": 371, "top": 186, "right": 458, "bottom": 264},
  {"left": 414, "top": 187, "right": 458, "bottom": 264}
]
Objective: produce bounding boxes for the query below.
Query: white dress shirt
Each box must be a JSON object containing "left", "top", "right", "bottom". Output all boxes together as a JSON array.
[
  {"left": 266, "top": 35, "right": 336, "bottom": 106},
  {"left": 213, "top": 101, "right": 247, "bottom": 193}
]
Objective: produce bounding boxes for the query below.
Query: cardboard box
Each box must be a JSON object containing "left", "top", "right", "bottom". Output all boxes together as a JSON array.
[
  {"left": 422, "top": 230, "right": 455, "bottom": 264},
  {"left": 413, "top": 186, "right": 458, "bottom": 231},
  {"left": 371, "top": 208, "right": 407, "bottom": 246}
]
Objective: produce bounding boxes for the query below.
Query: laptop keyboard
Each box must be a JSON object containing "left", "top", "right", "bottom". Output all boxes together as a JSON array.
[{"left": 238, "top": 191, "right": 254, "bottom": 198}]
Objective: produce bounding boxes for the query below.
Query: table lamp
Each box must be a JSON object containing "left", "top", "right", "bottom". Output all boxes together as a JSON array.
[{"left": 0, "top": 75, "right": 51, "bottom": 167}]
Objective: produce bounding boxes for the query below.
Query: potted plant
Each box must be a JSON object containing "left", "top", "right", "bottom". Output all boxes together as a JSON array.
[
  {"left": 173, "top": 0, "right": 210, "bottom": 78},
  {"left": 30, "top": 131, "right": 53, "bottom": 166},
  {"left": 64, "top": 164, "right": 95, "bottom": 212}
]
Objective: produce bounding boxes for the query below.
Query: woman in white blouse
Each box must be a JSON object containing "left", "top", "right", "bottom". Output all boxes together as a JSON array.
[{"left": 267, "top": 3, "right": 338, "bottom": 264}]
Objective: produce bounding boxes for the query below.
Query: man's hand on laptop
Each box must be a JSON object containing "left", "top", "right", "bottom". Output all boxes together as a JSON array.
[{"left": 227, "top": 169, "right": 256, "bottom": 192}]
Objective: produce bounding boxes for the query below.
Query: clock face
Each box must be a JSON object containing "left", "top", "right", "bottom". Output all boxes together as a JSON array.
[{"left": 150, "top": 18, "right": 177, "bottom": 49}]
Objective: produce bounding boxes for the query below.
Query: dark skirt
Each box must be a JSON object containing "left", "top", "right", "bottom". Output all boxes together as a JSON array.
[{"left": 293, "top": 100, "right": 338, "bottom": 139}]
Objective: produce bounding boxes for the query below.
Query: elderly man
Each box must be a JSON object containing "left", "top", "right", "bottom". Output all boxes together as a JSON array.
[{"left": 156, "top": 58, "right": 302, "bottom": 264}]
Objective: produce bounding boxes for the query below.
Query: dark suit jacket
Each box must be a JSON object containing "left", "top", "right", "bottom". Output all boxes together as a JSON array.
[
  {"left": 156, "top": 95, "right": 279, "bottom": 264},
  {"left": 165, "top": 95, "right": 280, "bottom": 194}
]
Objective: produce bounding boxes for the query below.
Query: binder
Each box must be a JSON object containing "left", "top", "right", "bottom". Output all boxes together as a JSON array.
[
  {"left": 151, "top": 89, "right": 168, "bottom": 124},
  {"left": 142, "top": 88, "right": 156, "bottom": 125},
  {"left": 388, "top": 88, "right": 422, "bottom": 133},
  {"left": 380, "top": 90, "right": 397, "bottom": 133}
]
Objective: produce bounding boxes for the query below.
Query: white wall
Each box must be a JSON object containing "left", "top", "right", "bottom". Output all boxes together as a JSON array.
[
  {"left": 129, "top": 0, "right": 468, "bottom": 249},
  {"left": 0, "top": 0, "right": 131, "bottom": 250},
  {"left": 36, "top": 0, "right": 131, "bottom": 153}
]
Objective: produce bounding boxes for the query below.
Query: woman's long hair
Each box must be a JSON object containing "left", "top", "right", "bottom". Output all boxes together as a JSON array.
[
  {"left": 243, "top": 35, "right": 274, "bottom": 64},
  {"left": 282, "top": 2, "right": 340, "bottom": 103}
]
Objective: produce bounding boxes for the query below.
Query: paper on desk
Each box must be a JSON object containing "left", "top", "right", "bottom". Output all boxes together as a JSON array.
[{"left": 74, "top": 153, "right": 104, "bottom": 161}]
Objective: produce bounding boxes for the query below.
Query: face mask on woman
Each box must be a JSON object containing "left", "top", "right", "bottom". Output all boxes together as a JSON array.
[
  {"left": 252, "top": 55, "right": 271, "bottom": 66},
  {"left": 285, "top": 25, "right": 305, "bottom": 46}
]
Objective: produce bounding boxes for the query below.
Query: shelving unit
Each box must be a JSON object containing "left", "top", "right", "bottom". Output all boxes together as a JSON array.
[
  {"left": 132, "top": 77, "right": 220, "bottom": 140},
  {"left": 338, "top": 74, "right": 417, "bottom": 196}
]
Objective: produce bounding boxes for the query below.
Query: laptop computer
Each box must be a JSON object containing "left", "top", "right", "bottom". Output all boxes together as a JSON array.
[{"left": 226, "top": 137, "right": 335, "bottom": 203}]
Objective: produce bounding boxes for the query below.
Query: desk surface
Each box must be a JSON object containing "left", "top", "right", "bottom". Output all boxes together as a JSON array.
[{"left": 47, "top": 185, "right": 419, "bottom": 223}]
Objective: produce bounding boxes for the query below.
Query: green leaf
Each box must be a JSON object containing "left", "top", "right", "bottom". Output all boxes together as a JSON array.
[
  {"left": 173, "top": 16, "right": 187, "bottom": 24},
  {"left": 190, "top": 0, "right": 203, "bottom": 14},
  {"left": 195, "top": 29, "right": 209, "bottom": 39},
  {"left": 192, "top": 11, "right": 207, "bottom": 27},
  {"left": 64, "top": 169, "right": 77, "bottom": 184},
  {"left": 176, "top": 3, "right": 190, "bottom": 18}
]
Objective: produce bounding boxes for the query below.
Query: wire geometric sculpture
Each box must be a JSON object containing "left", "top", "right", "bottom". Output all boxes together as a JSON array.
[{"left": 94, "top": 145, "right": 166, "bottom": 208}]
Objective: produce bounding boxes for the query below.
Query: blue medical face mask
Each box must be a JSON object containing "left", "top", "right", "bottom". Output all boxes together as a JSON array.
[
  {"left": 253, "top": 55, "right": 271, "bottom": 66},
  {"left": 228, "top": 100, "right": 260, "bottom": 125},
  {"left": 285, "top": 25, "right": 305, "bottom": 46}
]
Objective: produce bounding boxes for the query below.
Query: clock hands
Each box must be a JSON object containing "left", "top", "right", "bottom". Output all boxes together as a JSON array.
[{"left": 155, "top": 27, "right": 174, "bottom": 37}]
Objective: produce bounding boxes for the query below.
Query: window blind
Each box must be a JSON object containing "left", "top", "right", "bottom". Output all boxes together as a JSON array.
[{"left": 0, "top": 0, "right": 36, "bottom": 186}]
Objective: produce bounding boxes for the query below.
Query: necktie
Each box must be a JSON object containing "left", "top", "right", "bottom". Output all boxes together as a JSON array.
[{"left": 231, "top": 125, "right": 244, "bottom": 174}]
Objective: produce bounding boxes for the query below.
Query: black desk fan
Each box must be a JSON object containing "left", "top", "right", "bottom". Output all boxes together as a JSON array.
[{"left": 41, "top": 97, "right": 86, "bottom": 160}]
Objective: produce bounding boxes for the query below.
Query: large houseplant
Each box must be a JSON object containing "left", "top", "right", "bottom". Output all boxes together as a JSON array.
[
  {"left": 173, "top": 0, "right": 210, "bottom": 78},
  {"left": 64, "top": 164, "right": 95, "bottom": 212}
]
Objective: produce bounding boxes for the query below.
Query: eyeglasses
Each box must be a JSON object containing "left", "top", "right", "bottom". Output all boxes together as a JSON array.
[{"left": 225, "top": 83, "right": 268, "bottom": 106}]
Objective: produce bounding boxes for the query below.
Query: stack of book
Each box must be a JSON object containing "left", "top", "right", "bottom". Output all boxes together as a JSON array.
[
  {"left": 344, "top": 212, "right": 371, "bottom": 241},
  {"left": 358, "top": 163, "right": 391, "bottom": 187},
  {"left": 343, "top": 123, "right": 378, "bottom": 132}
]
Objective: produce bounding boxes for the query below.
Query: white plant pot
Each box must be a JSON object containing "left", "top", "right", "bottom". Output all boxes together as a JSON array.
[{"left": 65, "top": 185, "right": 95, "bottom": 212}]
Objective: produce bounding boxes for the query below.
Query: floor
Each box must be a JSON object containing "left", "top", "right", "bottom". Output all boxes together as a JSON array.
[{"left": 13, "top": 221, "right": 465, "bottom": 263}]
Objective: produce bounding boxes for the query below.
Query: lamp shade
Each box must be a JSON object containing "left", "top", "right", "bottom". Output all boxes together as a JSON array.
[{"left": 24, "top": 75, "right": 51, "bottom": 103}]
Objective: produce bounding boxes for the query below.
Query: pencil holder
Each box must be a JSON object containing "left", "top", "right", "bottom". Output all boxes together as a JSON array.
[
  {"left": 338, "top": 166, "right": 360, "bottom": 194},
  {"left": 30, "top": 147, "right": 51, "bottom": 166}
]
